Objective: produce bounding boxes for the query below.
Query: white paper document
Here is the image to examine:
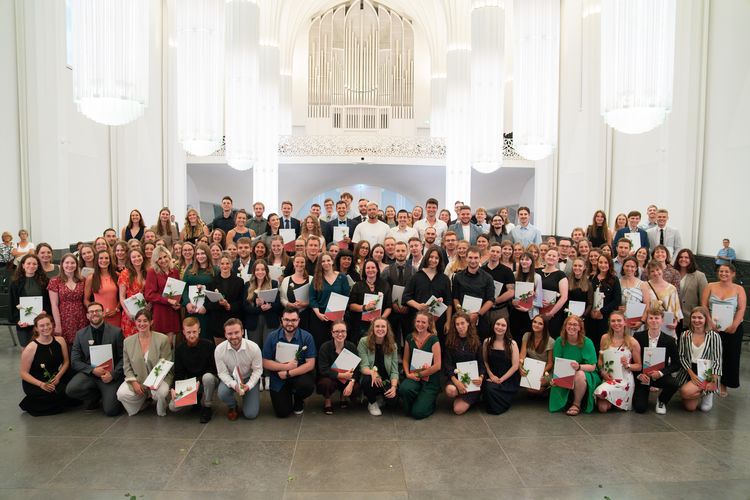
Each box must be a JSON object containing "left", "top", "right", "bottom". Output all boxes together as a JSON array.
[
  {"left": 18, "top": 296, "right": 43, "bottom": 324},
  {"left": 162, "top": 277, "right": 186, "bottom": 299},
  {"left": 493, "top": 280, "right": 504, "bottom": 298},
  {"left": 461, "top": 295, "right": 483, "bottom": 314},
  {"left": 602, "top": 349, "right": 625, "bottom": 380},
  {"left": 280, "top": 229, "right": 296, "bottom": 251},
  {"left": 268, "top": 265, "right": 285, "bottom": 282},
  {"left": 660, "top": 311, "right": 675, "bottom": 336},
  {"left": 362, "top": 292, "right": 383, "bottom": 321},
  {"left": 123, "top": 293, "right": 147, "bottom": 319},
  {"left": 514, "top": 281, "right": 535, "bottom": 308},
  {"left": 426, "top": 295, "right": 448, "bottom": 318},
  {"left": 143, "top": 358, "right": 173, "bottom": 390},
  {"left": 257, "top": 288, "right": 279, "bottom": 304},
  {"left": 203, "top": 289, "right": 225, "bottom": 303},
  {"left": 455, "top": 360, "right": 481, "bottom": 392},
  {"left": 325, "top": 292, "right": 350, "bottom": 320},
  {"left": 711, "top": 303, "right": 735, "bottom": 332},
  {"left": 410, "top": 348, "right": 434, "bottom": 372},
  {"left": 89, "top": 344, "right": 113, "bottom": 371},
  {"left": 188, "top": 286, "right": 206, "bottom": 310},
  {"left": 624, "top": 232, "right": 642, "bottom": 250},
  {"left": 520, "top": 358, "right": 546, "bottom": 391},
  {"left": 292, "top": 283, "right": 310, "bottom": 303},
  {"left": 567, "top": 300, "right": 586, "bottom": 317},
  {"left": 391, "top": 285, "right": 405, "bottom": 306},
  {"left": 275, "top": 341, "right": 299, "bottom": 363},
  {"left": 332, "top": 348, "right": 361, "bottom": 373},
  {"left": 697, "top": 358, "right": 713, "bottom": 382}
]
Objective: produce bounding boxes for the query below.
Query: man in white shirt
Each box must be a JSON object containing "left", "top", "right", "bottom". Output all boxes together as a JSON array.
[
  {"left": 388, "top": 209, "right": 419, "bottom": 243},
  {"left": 215, "top": 318, "right": 263, "bottom": 421},
  {"left": 647, "top": 209, "right": 682, "bottom": 255},
  {"left": 352, "top": 202, "right": 390, "bottom": 246},
  {"left": 509, "top": 206, "right": 542, "bottom": 247},
  {"left": 413, "top": 198, "right": 448, "bottom": 245}
]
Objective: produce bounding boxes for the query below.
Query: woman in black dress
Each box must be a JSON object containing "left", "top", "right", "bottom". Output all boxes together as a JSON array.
[
  {"left": 402, "top": 246, "right": 452, "bottom": 340},
  {"left": 509, "top": 252, "right": 540, "bottom": 341},
  {"left": 483, "top": 316, "right": 520, "bottom": 415},
  {"left": 9, "top": 254, "right": 51, "bottom": 348},
  {"left": 347, "top": 259, "right": 392, "bottom": 345},
  {"left": 537, "top": 248, "right": 568, "bottom": 338},
  {"left": 443, "top": 312, "right": 485, "bottom": 415},
  {"left": 585, "top": 210, "right": 612, "bottom": 249},
  {"left": 206, "top": 253, "right": 245, "bottom": 345},
  {"left": 587, "top": 254, "right": 622, "bottom": 351},
  {"left": 19, "top": 314, "right": 77, "bottom": 416}
]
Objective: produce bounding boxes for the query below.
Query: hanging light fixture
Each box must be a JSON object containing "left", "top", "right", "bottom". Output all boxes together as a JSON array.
[
  {"left": 470, "top": 0, "right": 505, "bottom": 173},
  {"left": 601, "top": 0, "right": 676, "bottom": 134},
  {"left": 224, "top": 0, "right": 259, "bottom": 170},
  {"left": 176, "top": 0, "right": 226, "bottom": 156},
  {"left": 513, "top": 0, "right": 559, "bottom": 161},
  {"left": 71, "top": 0, "right": 149, "bottom": 126}
]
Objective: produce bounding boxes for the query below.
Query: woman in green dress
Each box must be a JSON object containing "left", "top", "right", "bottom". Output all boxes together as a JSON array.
[
  {"left": 549, "top": 315, "right": 600, "bottom": 415},
  {"left": 399, "top": 311, "right": 442, "bottom": 420},
  {"left": 181, "top": 243, "right": 216, "bottom": 341}
]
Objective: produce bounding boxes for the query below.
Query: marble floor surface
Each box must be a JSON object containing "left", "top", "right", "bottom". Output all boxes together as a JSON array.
[{"left": 1, "top": 330, "right": 750, "bottom": 500}]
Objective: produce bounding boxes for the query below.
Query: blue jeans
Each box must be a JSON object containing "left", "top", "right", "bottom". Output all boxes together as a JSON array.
[{"left": 218, "top": 378, "right": 260, "bottom": 419}]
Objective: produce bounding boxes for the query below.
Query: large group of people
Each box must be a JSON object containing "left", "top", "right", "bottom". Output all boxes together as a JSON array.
[{"left": 7, "top": 194, "right": 746, "bottom": 422}]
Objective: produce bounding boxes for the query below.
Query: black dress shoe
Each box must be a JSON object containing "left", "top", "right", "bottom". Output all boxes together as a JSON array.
[
  {"left": 200, "top": 406, "right": 213, "bottom": 423},
  {"left": 83, "top": 399, "right": 101, "bottom": 411}
]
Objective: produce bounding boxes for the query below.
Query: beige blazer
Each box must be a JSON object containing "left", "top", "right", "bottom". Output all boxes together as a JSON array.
[
  {"left": 123, "top": 331, "right": 173, "bottom": 385},
  {"left": 679, "top": 271, "right": 707, "bottom": 327}
]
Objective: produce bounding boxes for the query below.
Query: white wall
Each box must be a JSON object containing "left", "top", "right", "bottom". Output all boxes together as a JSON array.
[
  {"left": 0, "top": 1, "right": 22, "bottom": 235},
  {"left": 699, "top": 0, "right": 750, "bottom": 258}
]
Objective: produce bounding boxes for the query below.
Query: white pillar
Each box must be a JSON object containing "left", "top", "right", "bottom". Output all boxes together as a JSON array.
[
  {"left": 444, "top": 47, "right": 472, "bottom": 207},
  {"left": 255, "top": 43, "right": 280, "bottom": 210},
  {"left": 430, "top": 74, "right": 446, "bottom": 137}
]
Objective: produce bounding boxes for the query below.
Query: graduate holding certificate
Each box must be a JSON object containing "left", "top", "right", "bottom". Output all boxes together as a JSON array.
[
  {"left": 676, "top": 307, "right": 723, "bottom": 413},
  {"left": 482, "top": 316, "right": 520, "bottom": 415},
  {"left": 315, "top": 321, "right": 360, "bottom": 415},
  {"left": 633, "top": 308, "right": 680, "bottom": 414},
  {"left": 9, "top": 254, "right": 52, "bottom": 347},
  {"left": 347, "top": 259, "right": 391, "bottom": 343},
  {"left": 443, "top": 313, "right": 485, "bottom": 415},
  {"left": 519, "top": 315, "right": 554, "bottom": 394},
  {"left": 242, "top": 260, "right": 282, "bottom": 361},
  {"left": 593, "top": 312, "right": 641, "bottom": 412},
  {"left": 549, "top": 315, "right": 600, "bottom": 415},
  {"left": 399, "top": 312, "right": 442, "bottom": 420},
  {"left": 309, "top": 253, "right": 351, "bottom": 351}
]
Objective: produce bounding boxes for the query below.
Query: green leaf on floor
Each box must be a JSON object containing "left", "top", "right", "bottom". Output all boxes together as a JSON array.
[
  {"left": 287, "top": 475, "right": 295, "bottom": 482},
  {"left": 212, "top": 457, "right": 220, "bottom": 465}
]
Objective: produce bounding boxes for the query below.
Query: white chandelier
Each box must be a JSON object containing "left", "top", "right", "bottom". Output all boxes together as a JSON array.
[
  {"left": 470, "top": 0, "right": 505, "bottom": 173},
  {"left": 512, "top": 0, "right": 560, "bottom": 161},
  {"left": 71, "top": 0, "right": 149, "bottom": 126},
  {"left": 176, "top": 0, "right": 226, "bottom": 156},
  {"left": 600, "top": 0, "right": 676, "bottom": 134},
  {"left": 224, "top": 0, "right": 260, "bottom": 170}
]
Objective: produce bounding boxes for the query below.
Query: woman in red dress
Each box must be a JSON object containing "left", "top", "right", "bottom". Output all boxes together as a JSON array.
[
  {"left": 47, "top": 253, "right": 87, "bottom": 345},
  {"left": 118, "top": 248, "right": 148, "bottom": 337},
  {"left": 144, "top": 246, "right": 181, "bottom": 343}
]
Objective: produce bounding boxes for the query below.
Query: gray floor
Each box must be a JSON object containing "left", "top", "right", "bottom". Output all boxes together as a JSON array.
[{"left": 2, "top": 329, "right": 750, "bottom": 500}]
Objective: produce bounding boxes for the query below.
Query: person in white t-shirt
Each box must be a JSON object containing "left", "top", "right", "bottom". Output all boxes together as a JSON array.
[
  {"left": 413, "top": 198, "right": 448, "bottom": 245},
  {"left": 352, "top": 202, "right": 390, "bottom": 247},
  {"left": 387, "top": 210, "right": 419, "bottom": 243}
]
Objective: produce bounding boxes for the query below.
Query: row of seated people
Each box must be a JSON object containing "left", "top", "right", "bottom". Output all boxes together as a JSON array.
[{"left": 18, "top": 303, "right": 723, "bottom": 421}]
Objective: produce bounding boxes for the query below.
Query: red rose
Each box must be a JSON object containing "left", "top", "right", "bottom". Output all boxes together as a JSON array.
[
  {"left": 615, "top": 398, "right": 623, "bottom": 406},
  {"left": 600, "top": 390, "right": 608, "bottom": 398}
]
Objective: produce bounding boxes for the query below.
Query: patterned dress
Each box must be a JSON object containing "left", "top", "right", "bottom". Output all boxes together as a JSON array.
[
  {"left": 47, "top": 278, "right": 87, "bottom": 345},
  {"left": 594, "top": 345, "right": 635, "bottom": 411},
  {"left": 118, "top": 269, "right": 145, "bottom": 338}
]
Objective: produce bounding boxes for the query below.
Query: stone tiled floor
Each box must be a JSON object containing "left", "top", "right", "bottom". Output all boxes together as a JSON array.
[{"left": 2, "top": 330, "right": 750, "bottom": 500}]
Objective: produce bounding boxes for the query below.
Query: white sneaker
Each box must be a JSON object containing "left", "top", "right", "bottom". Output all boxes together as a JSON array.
[
  {"left": 655, "top": 401, "right": 667, "bottom": 415},
  {"left": 367, "top": 402, "right": 382, "bottom": 416},
  {"left": 700, "top": 393, "right": 714, "bottom": 412},
  {"left": 264, "top": 376, "right": 271, "bottom": 389}
]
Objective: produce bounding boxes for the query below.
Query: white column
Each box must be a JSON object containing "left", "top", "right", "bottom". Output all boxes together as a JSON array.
[
  {"left": 444, "top": 47, "right": 472, "bottom": 207},
  {"left": 430, "top": 74, "right": 446, "bottom": 137},
  {"left": 255, "top": 43, "right": 280, "bottom": 210},
  {"left": 532, "top": 156, "right": 554, "bottom": 234},
  {"left": 279, "top": 71, "right": 292, "bottom": 135}
]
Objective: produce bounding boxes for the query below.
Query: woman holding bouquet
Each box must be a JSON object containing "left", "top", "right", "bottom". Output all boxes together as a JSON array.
[
  {"left": 593, "top": 312, "right": 641, "bottom": 412},
  {"left": 358, "top": 318, "right": 400, "bottom": 416},
  {"left": 676, "top": 306, "right": 723, "bottom": 412},
  {"left": 19, "top": 314, "right": 77, "bottom": 416},
  {"left": 182, "top": 244, "right": 217, "bottom": 339},
  {"left": 444, "top": 312, "right": 485, "bottom": 415},
  {"left": 482, "top": 317, "right": 520, "bottom": 415},
  {"left": 399, "top": 311, "right": 442, "bottom": 420},
  {"left": 549, "top": 315, "right": 600, "bottom": 415},
  {"left": 118, "top": 249, "right": 148, "bottom": 338}
]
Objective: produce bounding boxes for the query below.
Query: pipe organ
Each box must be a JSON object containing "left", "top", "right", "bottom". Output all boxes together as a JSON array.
[{"left": 308, "top": 0, "right": 414, "bottom": 133}]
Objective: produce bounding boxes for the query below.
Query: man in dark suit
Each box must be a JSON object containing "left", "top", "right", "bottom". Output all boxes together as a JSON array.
[
  {"left": 66, "top": 302, "right": 125, "bottom": 416},
  {"left": 449, "top": 205, "right": 483, "bottom": 245},
  {"left": 280, "top": 200, "right": 301, "bottom": 238},
  {"left": 633, "top": 309, "right": 681, "bottom": 415},
  {"left": 383, "top": 241, "right": 414, "bottom": 346},
  {"left": 351, "top": 198, "right": 369, "bottom": 226},
  {"left": 323, "top": 200, "right": 357, "bottom": 247}
]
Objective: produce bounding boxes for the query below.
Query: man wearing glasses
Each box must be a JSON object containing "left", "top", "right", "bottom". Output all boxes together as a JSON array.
[{"left": 262, "top": 308, "right": 317, "bottom": 417}]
